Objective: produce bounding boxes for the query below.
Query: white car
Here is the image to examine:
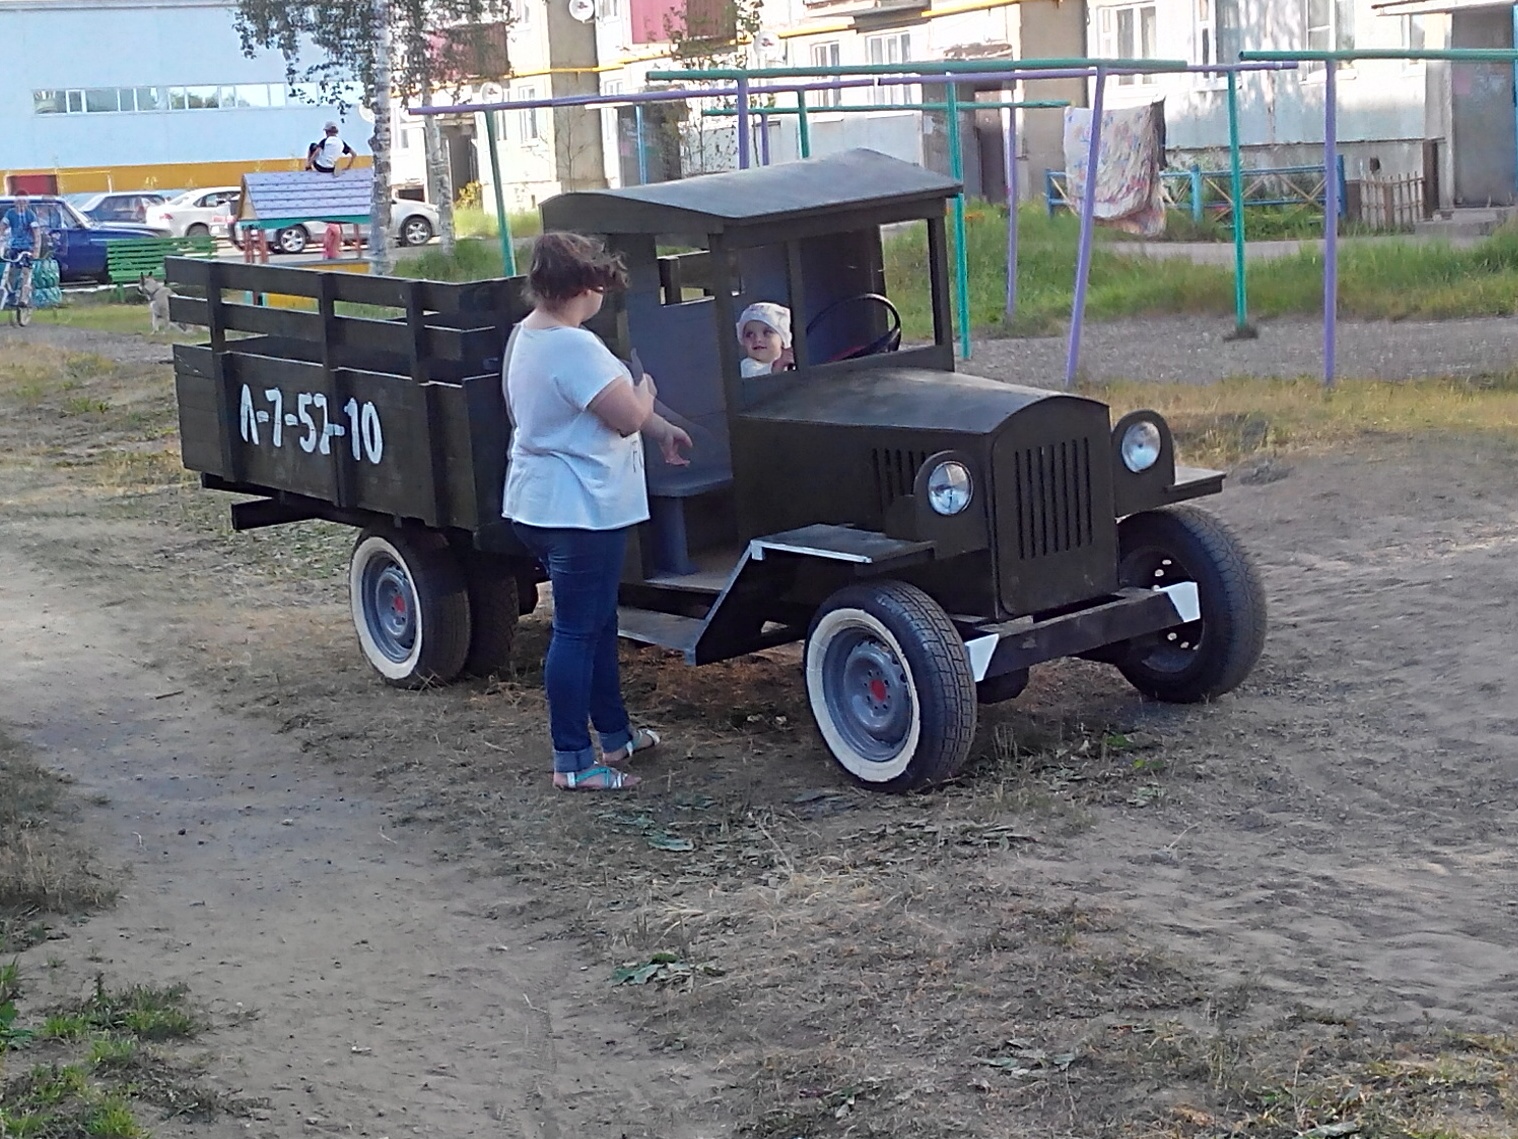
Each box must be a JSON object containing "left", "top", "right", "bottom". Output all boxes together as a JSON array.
[
  {"left": 231, "top": 200, "right": 439, "bottom": 255},
  {"left": 145, "top": 187, "right": 241, "bottom": 240}
]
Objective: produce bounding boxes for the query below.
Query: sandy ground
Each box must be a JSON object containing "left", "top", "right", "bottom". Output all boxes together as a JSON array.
[{"left": 3, "top": 316, "right": 1518, "bottom": 1136}]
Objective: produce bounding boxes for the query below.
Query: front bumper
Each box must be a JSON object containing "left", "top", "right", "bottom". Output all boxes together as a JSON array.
[{"left": 960, "top": 583, "right": 1199, "bottom": 682}]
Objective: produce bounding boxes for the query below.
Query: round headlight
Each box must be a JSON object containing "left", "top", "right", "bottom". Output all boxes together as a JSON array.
[
  {"left": 926, "top": 461, "right": 973, "bottom": 516},
  {"left": 1120, "top": 420, "right": 1163, "bottom": 473}
]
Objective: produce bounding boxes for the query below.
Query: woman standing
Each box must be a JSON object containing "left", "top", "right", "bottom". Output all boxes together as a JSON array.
[{"left": 504, "top": 232, "right": 692, "bottom": 791}]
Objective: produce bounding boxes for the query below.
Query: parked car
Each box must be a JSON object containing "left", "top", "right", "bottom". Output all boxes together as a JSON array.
[
  {"left": 0, "top": 196, "right": 161, "bottom": 282},
  {"left": 145, "top": 187, "right": 240, "bottom": 239},
  {"left": 229, "top": 199, "right": 439, "bottom": 254},
  {"left": 62, "top": 191, "right": 169, "bottom": 225}
]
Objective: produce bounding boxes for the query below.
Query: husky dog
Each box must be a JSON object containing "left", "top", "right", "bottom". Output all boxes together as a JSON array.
[{"left": 138, "top": 273, "right": 184, "bottom": 333}]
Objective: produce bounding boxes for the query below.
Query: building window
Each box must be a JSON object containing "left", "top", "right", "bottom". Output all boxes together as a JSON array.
[
  {"left": 1303, "top": 0, "right": 1354, "bottom": 70},
  {"left": 516, "top": 85, "right": 540, "bottom": 141},
  {"left": 866, "top": 32, "right": 913, "bottom": 105},
  {"left": 32, "top": 83, "right": 290, "bottom": 115},
  {"left": 598, "top": 0, "right": 620, "bottom": 20},
  {"left": 1400, "top": 14, "right": 1425, "bottom": 52},
  {"left": 1098, "top": 4, "right": 1157, "bottom": 84},
  {"left": 811, "top": 41, "right": 842, "bottom": 106},
  {"left": 1194, "top": 0, "right": 1215, "bottom": 68}
]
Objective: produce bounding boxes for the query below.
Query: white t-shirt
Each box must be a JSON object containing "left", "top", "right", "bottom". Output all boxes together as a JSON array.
[
  {"left": 311, "top": 136, "right": 351, "bottom": 168},
  {"left": 740, "top": 356, "right": 773, "bottom": 378},
  {"left": 501, "top": 325, "right": 648, "bottom": 530}
]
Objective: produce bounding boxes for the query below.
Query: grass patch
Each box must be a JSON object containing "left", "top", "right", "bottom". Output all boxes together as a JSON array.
[
  {"left": 884, "top": 207, "right": 1518, "bottom": 340},
  {"left": 452, "top": 204, "right": 541, "bottom": 242},
  {"left": 0, "top": 731, "right": 116, "bottom": 948},
  {"left": 394, "top": 236, "right": 515, "bottom": 282},
  {"left": 1093, "top": 374, "right": 1518, "bottom": 468},
  {"left": 0, "top": 969, "right": 259, "bottom": 1136}
]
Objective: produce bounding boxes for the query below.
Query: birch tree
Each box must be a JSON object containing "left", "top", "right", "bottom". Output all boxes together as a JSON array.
[{"left": 233, "top": 0, "right": 514, "bottom": 270}]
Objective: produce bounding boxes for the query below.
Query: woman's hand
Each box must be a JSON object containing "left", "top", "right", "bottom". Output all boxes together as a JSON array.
[
  {"left": 645, "top": 414, "right": 693, "bottom": 467},
  {"left": 588, "top": 374, "right": 657, "bottom": 436}
]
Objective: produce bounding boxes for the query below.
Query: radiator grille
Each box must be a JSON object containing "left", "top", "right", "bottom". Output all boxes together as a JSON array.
[
  {"left": 1007, "top": 437, "right": 1095, "bottom": 559},
  {"left": 870, "top": 447, "right": 929, "bottom": 515}
]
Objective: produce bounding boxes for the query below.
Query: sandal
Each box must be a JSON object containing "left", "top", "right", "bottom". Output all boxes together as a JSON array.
[
  {"left": 604, "top": 727, "right": 661, "bottom": 767},
  {"left": 553, "top": 765, "right": 640, "bottom": 791}
]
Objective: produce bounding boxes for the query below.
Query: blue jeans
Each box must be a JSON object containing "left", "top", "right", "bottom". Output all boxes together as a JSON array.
[{"left": 512, "top": 523, "right": 633, "bottom": 773}]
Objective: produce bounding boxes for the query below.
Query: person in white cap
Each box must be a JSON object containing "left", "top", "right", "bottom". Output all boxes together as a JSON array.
[
  {"left": 736, "top": 301, "right": 793, "bottom": 377},
  {"left": 306, "top": 122, "right": 357, "bottom": 174}
]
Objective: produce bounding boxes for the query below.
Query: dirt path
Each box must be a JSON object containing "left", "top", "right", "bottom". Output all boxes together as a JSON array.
[
  {"left": 6, "top": 316, "right": 1518, "bottom": 1136},
  {"left": 0, "top": 545, "right": 724, "bottom": 1139}
]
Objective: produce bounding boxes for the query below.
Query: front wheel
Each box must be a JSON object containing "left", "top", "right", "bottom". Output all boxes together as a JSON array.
[
  {"left": 400, "top": 216, "right": 434, "bottom": 246},
  {"left": 349, "top": 528, "right": 471, "bottom": 688},
  {"left": 804, "top": 580, "right": 977, "bottom": 793},
  {"left": 1116, "top": 505, "right": 1266, "bottom": 703}
]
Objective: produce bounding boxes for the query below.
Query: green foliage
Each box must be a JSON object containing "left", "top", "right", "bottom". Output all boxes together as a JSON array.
[{"left": 232, "top": 0, "right": 517, "bottom": 107}]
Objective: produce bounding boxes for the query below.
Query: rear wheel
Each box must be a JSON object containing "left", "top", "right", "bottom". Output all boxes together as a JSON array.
[
  {"left": 275, "top": 226, "right": 309, "bottom": 255},
  {"left": 186, "top": 223, "right": 210, "bottom": 240},
  {"left": 459, "top": 552, "right": 521, "bottom": 678},
  {"left": 349, "top": 528, "right": 471, "bottom": 688},
  {"left": 1116, "top": 505, "right": 1266, "bottom": 703},
  {"left": 805, "top": 580, "right": 977, "bottom": 792},
  {"left": 13, "top": 300, "right": 30, "bottom": 327}
]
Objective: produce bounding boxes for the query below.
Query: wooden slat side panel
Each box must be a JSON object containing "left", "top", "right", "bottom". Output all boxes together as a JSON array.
[{"left": 175, "top": 372, "right": 226, "bottom": 476}]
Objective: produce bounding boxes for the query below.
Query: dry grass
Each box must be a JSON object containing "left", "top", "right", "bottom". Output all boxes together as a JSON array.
[
  {"left": 1096, "top": 374, "right": 1518, "bottom": 468},
  {"left": 0, "top": 732, "right": 117, "bottom": 952}
]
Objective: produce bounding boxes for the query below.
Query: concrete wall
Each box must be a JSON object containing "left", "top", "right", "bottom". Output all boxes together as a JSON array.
[
  {"left": 0, "top": 0, "right": 349, "bottom": 175},
  {"left": 1017, "top": 0, "right": 1088, "bottom": 198}
]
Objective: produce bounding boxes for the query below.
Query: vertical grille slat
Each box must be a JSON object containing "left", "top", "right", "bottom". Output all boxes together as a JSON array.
[
  {"left": 869, "top": 447, "right": 928, "bottom": 517},
  {"left": 1008, "top": 435, "right": 1095, "bottom": 562}
]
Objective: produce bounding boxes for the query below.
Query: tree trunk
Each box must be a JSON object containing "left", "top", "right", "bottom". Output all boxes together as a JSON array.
[
  {"left": 421, "top": 85, "right": 456, "bottom": 255},
  {"left": 366, "top": 0, "right": 395, "bottom": 276}
]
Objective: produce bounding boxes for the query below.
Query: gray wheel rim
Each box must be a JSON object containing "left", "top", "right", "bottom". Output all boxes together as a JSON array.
[
  {"left": 822, "top": 627, "right": 913, "bottom": 764},
  {"left": 279, "top": 228, "right": 305, "bottom": 253},
  {"left": 362, "top": 556, "right": 418, "bottom": 663},
  {"left": 1122, "top": 545, "right": 1204, "bottom": 675},
  {"left": 403, "top": 219, "right": 430, "bottom": 245}
]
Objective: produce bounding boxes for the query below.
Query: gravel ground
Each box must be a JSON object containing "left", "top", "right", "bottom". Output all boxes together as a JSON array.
[{"left": 968, "top": 314, "right": 1518, "bottom": 386}]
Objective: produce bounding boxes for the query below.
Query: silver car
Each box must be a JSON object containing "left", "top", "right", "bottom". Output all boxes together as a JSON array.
[
  {"left": 145, "top": 187, "right": 241, "bottom": 239},
  {"left": 231, "top": 199, "right": 439, "bottom": 255}
]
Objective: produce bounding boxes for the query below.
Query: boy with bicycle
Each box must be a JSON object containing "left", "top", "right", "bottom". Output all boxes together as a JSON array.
[{"left": 0, "top": 192, "right": 42, "bottom": 309}]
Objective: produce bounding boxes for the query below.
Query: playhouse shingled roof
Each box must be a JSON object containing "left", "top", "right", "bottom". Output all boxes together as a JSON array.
[
  {"left": 539, "top": 149, "right": 961, "bottom": 238},
  {"left": 237, "top": 170, "right": 374, "bottom": 229}
]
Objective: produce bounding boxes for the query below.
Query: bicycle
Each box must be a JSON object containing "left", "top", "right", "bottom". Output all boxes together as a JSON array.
[{"left": 0, "top": 250, "right": 35, "bottom": 327}]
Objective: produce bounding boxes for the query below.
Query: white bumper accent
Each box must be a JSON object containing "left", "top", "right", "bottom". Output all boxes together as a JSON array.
[{"left": 1160, "top": 581, "right": 1201, "bottom": 623}]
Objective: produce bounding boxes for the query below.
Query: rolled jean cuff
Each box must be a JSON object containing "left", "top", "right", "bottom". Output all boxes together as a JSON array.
[
  {"left": 552, "top": 745, "right": 599, "bottom": 774},
  {"left": 598, "top": 727, "right": 632, "bottom": 756}
]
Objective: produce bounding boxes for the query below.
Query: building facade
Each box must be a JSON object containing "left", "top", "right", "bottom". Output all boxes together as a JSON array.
[
  {"left": 446, "top": 0, "right": 1088, "bottom": 211},
  {"left": 0, "top": 0, "right": 366, "bottom": 193}
]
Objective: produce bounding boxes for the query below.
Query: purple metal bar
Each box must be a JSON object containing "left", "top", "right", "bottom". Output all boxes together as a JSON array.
[
  {"left": 736, "top": 74, "right": 751, "bottom": 169},
  {"left": 1323, "top": 65, "right": 1338, "bottom": 388},
  {"left": 1065, "top": 66, "right": 1107, "bottom": 390},
  {"left": 1005, "top": 105, "right": 1018, "bottom": 321}
]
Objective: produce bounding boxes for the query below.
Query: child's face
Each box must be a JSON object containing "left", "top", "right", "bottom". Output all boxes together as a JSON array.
[{"left": 741, "top": 320, "right": 785, "bottom": 365}]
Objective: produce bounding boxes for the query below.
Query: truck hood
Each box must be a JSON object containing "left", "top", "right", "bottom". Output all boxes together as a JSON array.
[{"left": 743, "top": 366, "right": 1107, "bottom": 435}]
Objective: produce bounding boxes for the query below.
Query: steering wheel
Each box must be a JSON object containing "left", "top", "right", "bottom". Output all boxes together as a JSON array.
[{"left": 804, "top": 293, "right": 902, "bottom": 363}]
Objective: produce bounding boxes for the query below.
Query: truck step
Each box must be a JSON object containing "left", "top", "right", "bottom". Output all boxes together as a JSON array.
[{"left": 617, "top": 607, "right": 705, "bottom": 656}]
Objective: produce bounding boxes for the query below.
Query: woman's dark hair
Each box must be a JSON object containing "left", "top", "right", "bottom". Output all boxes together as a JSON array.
[{"left": 526, "top": 231, "right": 628, "bottom": 308}]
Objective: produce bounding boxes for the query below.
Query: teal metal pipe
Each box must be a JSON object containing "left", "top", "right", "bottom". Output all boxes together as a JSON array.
[
  {"left": 1242, "top": 47, "right": 1518, "bottom": 62},
  {"left": 484, "top": 110, "right": 516, "bottom": 277},
  {"left": 944, "top": 80, "right": 972, "bottom": 361},
  {"left": 649, "top": 57, "right": 1190, "bottom": 82},
  {"left": 796, "top": 90, "right": 811, "bottom": 158}
]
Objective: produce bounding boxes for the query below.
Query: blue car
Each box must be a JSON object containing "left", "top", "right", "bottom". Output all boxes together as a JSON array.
[{"left": 0, "top": 196, "right": 161, "bottom": 282}]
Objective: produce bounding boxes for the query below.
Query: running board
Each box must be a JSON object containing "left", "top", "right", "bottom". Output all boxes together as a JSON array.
[{"left": 617, "top": 608, "right": 705, "bottom": 656}]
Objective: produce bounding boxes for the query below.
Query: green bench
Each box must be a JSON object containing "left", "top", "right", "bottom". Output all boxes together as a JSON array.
[{"left": 105, "top": 235, "right": 215, "bottom": 294}]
